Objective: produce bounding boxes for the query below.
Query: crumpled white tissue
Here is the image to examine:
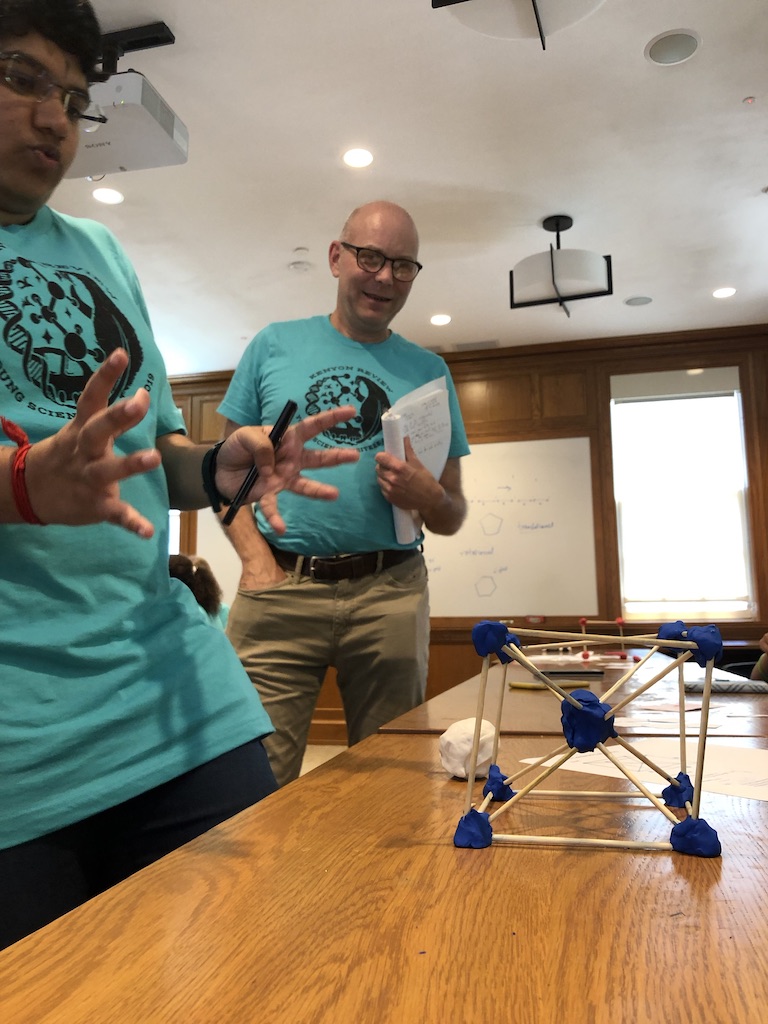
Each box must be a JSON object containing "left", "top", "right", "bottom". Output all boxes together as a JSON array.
[{"left": 439, "top": 717, "right": 496, "bottom": 779}]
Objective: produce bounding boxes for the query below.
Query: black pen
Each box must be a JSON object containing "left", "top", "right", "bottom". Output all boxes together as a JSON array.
[{"left": 221, "top": 399, "right": 298, "bottom": 526}]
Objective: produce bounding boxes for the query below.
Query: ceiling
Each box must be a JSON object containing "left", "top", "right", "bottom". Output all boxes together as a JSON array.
[{"left": 51, "top": 0, "right": 768, "bottom": 376}]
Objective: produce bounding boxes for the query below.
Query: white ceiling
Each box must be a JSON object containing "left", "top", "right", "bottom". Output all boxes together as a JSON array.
[{"left": 52, "top": 0, "right": 768, "bottom": 376}]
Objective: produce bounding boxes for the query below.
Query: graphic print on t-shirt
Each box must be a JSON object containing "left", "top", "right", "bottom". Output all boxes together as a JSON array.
[
  {"left": 0, "top": 248, "right": 142, "bottom": 411},
  {"left": 305, "top": 370, "right": 391, "bottom": 449}
]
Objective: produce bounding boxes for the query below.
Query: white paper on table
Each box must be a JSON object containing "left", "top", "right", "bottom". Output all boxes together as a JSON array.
[
  {"left": 613, "top": 704, "right": 729, "bottom": 733},
  {"left": 381, "top": 377, "right": 451, "bottom": 544},
  {"left": 520, "top": 739, "right": 768, "bottom": 801},
  {"left": 630, "top": 660, "right": 746, "bottom": 685}
]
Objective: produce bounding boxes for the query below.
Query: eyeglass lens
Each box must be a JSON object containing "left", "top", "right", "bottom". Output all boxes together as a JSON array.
[{"left": 0, "top": 52, "right": 92, "bottom": 120}]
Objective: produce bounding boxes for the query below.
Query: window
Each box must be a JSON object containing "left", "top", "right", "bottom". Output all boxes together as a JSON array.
[{"left": 610, "top": 368, "right": 755, "bottom": 622}]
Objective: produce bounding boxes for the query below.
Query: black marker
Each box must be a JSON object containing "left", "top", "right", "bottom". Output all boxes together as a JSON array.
[{"left": 221, "top": 399, "right": 298, "bottom": 526}]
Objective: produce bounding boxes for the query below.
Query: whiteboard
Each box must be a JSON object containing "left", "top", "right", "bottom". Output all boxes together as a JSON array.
[{"left": 424, "top": 437, "right": 599, "bottom": 617}]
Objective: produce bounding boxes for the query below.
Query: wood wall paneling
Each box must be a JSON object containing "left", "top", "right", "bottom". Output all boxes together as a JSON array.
[{"left": 198, "top": 398, "right": 227, "bottom": 445}]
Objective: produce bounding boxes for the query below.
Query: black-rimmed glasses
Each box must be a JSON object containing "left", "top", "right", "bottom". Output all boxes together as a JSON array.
[
  {"left": 340, "top": 242, "right": 422, "bottom": 283},
  {"left": 0, "top": 51, "right": 107, "bottom": 126}
]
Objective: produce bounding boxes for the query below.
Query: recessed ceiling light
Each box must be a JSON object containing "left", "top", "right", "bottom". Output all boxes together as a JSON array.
[
  {"left": 343, "top": 148, "right": 373, "bottom": 168},
  {"left": 92, "top": 187, "right": 124, "bottom": 205},
  {"left": 687, "top": 368, "right": 705, "bottom": 376},
  {"left": 645, "top": 30, "right": 700, "bottom": 66},
  {"left": 713, "top": 287, "right": 736, "bottom": 299},
  {"left": 287, "top": 246, "right": 312, "bottom": 272},
  {"left": 624, "top": 296, "right": 652, "bottom": 306},
  {"left": 430, "top": 314, "right": 451, "bottom": 326}
]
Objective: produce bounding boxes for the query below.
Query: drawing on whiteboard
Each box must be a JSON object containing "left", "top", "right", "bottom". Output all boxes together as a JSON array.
[
  {"left": 476, "top": 577, "right": 496, "bottom": 598},
  {"left": 424, "top": 437, "right": 599, "bottom": 617},
  {"left": 480, "top": 514, "right": 502, "bottom": 535}
]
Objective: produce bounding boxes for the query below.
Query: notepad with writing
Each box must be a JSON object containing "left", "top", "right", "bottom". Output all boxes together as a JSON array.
[{"left": 381, "top": 377, "right": 451, "bottom": 544}]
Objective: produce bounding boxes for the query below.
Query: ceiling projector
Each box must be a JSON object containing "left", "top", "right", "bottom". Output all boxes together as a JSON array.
[{"left": 65, "top": 70, "right": 189, "bottom": 179}]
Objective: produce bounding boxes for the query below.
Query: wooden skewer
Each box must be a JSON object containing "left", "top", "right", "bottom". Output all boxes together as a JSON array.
[
  {"left": 502, "top": 643, "right": 583, "bottom": 708},
  {"left": 522, "top": 638, "right": 633, "bottom": 653},
  {"left": 488, "top": 748, "right": 577, "bottom": 822},
  {"left": 509, "top": 626, "right": 667, "bottom": 646},
  {"left": 581, "top": 618, "right": 627, "bottom": 650},
  {"left": 685, "top": 800, "right": 694, "bottom": 818},
  {"left": 462, "top": 655, "right": 491, "bottom": 817},
  {"left": 606, "top": 652, "right": 692, "bottom": 718},
  {"left": 677, "top": 662, "right": 687, "bottom": 774},
  {"left": 596, "top": 742, "right": 679, "bottom": 824},
  {"left": 601, "top": 646, "right": 660, "bottom": 702},
  {"left": 491, "top": 663, "right": 507, "bottom": 764},
  {"left": 477, "top": 792, "right": 494, "bottom": 813},
  {"left": 692, "top": 659, "right": 715, "bottom": 819},
  {"left": 611, "top": 735, "right": 681, "bottom": 785},
  {"left": 631, "top": 634, "right": 701, "bottom": 650},
  {"left": 527, "top": 790, "right": 663, "bottom": 799},
  {"left": 492, "top": 833, "right": 674, "bottom": 852},
  {"left": 503, "top": 742, "right": 571, "bottom": 784}
]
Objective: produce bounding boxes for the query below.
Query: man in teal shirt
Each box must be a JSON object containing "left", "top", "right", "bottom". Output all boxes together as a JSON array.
[{"left": 221, "top": 200, "right": 470, "bottom": 785}]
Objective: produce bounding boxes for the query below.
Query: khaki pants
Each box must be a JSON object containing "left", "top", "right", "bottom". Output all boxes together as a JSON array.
[{"left": 226, "top": 554, "right": 429, "bottom": 786}]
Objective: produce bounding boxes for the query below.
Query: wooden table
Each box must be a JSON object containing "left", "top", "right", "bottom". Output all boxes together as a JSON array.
[
  {"left": 1, "top": 732, "right": 767, "bottom": 1023},
  {"left": 380, "top": 655, "right": 768, "bottom": 737}
]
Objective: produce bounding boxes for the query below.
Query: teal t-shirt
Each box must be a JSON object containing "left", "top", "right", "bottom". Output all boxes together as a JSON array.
[
  {"left": 218, "top": 315, "right": 470, "bottom": 555},
  {"left": 0, "top": 208, "right": 271, "bottom": 849}
]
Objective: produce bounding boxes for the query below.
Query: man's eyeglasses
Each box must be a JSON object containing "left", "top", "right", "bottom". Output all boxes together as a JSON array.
[
  {"left": 0, "top": 51, "right": 107, "bottom": 126},
  {"left": 340, "top": 242, "right": 422, "bottom": 283}
]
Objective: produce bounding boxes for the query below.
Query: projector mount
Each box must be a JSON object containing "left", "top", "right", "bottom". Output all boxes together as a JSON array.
[{"left": 99, "top": 22, "right": 176, "bottom": 76}]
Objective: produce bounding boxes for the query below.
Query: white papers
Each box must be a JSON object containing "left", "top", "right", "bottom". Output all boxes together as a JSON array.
[
  {"left": 381, "top": 377, "right": 451, "bottom": 544},
  {"left": 521, "top": 739, "right": 768, "bottom": 801},
  {"left": 612, "top": 704, "right": 729, "bottom": 734},
  {"left": 630, "top": 659, "right": 746, "bottom": 686}
]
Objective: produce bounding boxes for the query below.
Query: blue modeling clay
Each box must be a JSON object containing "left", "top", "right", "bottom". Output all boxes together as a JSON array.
[
  {"left": 686, "top": 625, "right": 723, "bottom": 667},
  {"left": 497, "top": 633, "right": 521, "bottom": 664},
  {"left": 472, "top": 620, "right": 508, "bottom": 657},
  {"left": 670, "top": 816, "right": 722, "bottom": 857},
  {"left": 657, "top": 622, "right": 723, "bottom": 668},
  {"left": 482, "top": 764, "right": 516, "bottom": 802},
  {"left": 453, "top": 809, "right": 493, "bottom": 848},
  {"left": 657, "top": 620, "right": 686, "bottom": 642},
  {"left": 561, "top": 689, "right": 617, "bottom": 752},
  {"left": 662, "top": 772, "right": 694, "bottom": 808}
]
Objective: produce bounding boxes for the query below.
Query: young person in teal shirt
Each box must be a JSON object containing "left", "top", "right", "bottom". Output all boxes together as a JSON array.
[{"left": 0, "top": 0, "right": 358, "bottom": 949}]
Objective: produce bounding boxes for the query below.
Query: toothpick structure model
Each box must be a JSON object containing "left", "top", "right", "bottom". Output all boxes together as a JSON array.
[{"left": 454, "top": 620, "right": 723, "bottom": 857}]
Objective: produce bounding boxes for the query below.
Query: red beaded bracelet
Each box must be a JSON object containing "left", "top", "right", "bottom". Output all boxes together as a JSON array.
[{"left": 1, "top": 416, "right": 46, "bottom": 525}]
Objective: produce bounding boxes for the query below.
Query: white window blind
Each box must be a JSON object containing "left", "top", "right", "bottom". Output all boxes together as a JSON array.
[{"left": 610, "top": 374, "right": 754, "bottom": 622}]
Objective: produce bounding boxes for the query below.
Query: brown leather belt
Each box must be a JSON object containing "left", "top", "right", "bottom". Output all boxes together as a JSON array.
[{"left": 269, "top": 544, "right": 419, "bottom": 582}]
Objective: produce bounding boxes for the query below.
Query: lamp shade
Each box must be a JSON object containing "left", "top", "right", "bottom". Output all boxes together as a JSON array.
[
  {"left": 511, "top": 248, "right": 611, "bottom": 306},
  {"left": 447, "top": 0, "right": 607, "bottom": 40}
]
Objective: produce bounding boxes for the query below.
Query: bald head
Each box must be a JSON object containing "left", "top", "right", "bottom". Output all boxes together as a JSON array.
[
  {"left": 329, "top": 200, "right": 421, "bottom": 343},
  {"left": 340, "top": 201, "right": 419, "bottom": 257}
]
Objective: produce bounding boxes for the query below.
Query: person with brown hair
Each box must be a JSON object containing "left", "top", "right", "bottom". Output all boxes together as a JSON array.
[{"left": 169, "top": 553, "right": 229, "bottom": 629}]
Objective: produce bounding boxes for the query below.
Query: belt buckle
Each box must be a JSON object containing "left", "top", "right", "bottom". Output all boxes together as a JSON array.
[{"left": 309, "top": 555, "right": 320, "bottom": 581}]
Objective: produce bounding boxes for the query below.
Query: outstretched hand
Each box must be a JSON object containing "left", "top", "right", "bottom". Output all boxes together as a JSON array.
[
  {"left": 218, "top": 405, "right": 360, "bottom": 533},
  {"left": 23, "top": 349, "right": 162, "bottom": 537}
]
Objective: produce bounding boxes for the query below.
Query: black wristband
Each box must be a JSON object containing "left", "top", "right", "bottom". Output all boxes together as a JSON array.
[{"left": 201, "top": 441, "right": 230, "bottom": 513}]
